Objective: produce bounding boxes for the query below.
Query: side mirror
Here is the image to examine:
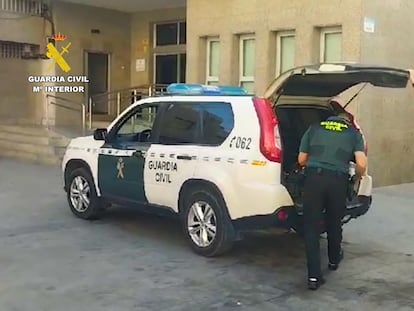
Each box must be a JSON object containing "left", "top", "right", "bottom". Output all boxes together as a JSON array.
[{"left": 93, "top": 128, "right": 107, "bottom": 141}]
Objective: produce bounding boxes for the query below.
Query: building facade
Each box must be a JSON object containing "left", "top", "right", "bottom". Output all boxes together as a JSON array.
[{"left": 0, "top": 0, "right": 413, "bottom": 186}]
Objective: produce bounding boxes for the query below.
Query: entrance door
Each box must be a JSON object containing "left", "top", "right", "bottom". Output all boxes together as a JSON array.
[
  {"left": 155, "top": 53, "right": 186, "bottom": 84},
  {"left": 87, "top": 52, "right": 109, "bottom": 114},
  {"left": 98, "top": 103, "right": 161, "bottom": 203}
]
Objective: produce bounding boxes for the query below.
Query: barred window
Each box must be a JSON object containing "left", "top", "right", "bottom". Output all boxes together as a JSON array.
[
  {"left": 0, "top": 41, "right": 39, "bottom": 59},
  {"left": 0, "top": 0, "right": 42, "bottom": 15}
]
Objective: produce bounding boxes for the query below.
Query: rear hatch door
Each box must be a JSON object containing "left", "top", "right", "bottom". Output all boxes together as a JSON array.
[
  {"left": 264, "top": 63, "right": 411, "bottom": 103},
  {"left": 265, "top": 63, "right": 411, "bottom": 218}
]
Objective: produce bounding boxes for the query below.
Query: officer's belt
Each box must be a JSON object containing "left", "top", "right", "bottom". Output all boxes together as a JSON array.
[{"left": 306, "top": 167, "right": 348, "bottom": 178}]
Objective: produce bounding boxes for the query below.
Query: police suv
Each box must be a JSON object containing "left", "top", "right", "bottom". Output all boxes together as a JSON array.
[{"left": 62, "top": 63, "right": 411, "bottom": 257}]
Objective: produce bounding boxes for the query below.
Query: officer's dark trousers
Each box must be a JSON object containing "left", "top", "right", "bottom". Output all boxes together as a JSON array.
[{"left": 303, "top": 168, "right": 349, "bottom": 279}]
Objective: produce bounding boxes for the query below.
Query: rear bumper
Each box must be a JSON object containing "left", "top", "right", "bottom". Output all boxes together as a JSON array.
[
  {"left": 233, "top": 208, "right": 293, "bottom": 231},
  {"left": 290, "top": 195, "right": 372, "bottom": 233},
  {"left": 232, "top": 195, "right": 372, "bottom": 232}
]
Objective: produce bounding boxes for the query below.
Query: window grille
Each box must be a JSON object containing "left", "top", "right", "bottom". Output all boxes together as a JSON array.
[
  {"left": 0, "top": 40, "right": 39, "bottom": 59},
  {"left": 0, "top": 0, "right": 42, "bottom": 16}
]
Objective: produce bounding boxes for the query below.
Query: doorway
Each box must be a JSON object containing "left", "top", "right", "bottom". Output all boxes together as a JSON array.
[
  {"left": 154, "top": 53, "right": 186, "bottom": 84},
  {"left": 86, "top": 52, "right": 109, "bottom": 114}
]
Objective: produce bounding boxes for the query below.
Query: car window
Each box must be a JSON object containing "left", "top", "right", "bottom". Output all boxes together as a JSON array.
[
  {"left": 158, "top": 103, "right": 202, "bottom": 145},
  {"left": 201, "top": 103, "right": 234, "bottom": 146},
  {"left": 115, "top": 104, "right": 159, "bottom": 142}
]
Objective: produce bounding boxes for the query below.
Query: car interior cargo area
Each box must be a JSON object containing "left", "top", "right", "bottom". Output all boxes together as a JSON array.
[{"left": 274, "top": 104, "right": 336, "bottom": 210}]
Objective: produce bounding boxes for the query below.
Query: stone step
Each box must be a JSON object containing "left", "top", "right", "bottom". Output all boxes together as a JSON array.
[
  {"left": 0, "top": 117, "right": 40, "bottom": 126},
  {"left": 0, "top": 138, "right": 55, "bottom": 156},
  {"left": 49, "top": 136, "right": 71, "bottom": 148},
  {"left": 15, "top": 118, "right": 42, "bottom": 126},
  {"left": 0, "top": 125, "right": 57, "bottom": 138},
  {"left": 0, "top": 123, "right": 70, "bottom": 166},
  {"left": 0, "top": 131, "right": 50, "bottom": 145},
  {"left": 0, "top": 125, "right": 71, "bottom": 145},
  {"left": 0, "top": 148, "right": 61, "bottom": 166}
]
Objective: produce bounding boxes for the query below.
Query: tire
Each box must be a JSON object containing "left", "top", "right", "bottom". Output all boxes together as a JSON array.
[
  {"left": 181, "top": 186, "right": 235, "bottom": 257},
  {"left": 66, "top": 167, "right": 103, "bottom": 220}
]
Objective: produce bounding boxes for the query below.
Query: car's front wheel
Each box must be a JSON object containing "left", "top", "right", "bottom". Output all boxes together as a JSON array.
[
  {"left": 67, "top": 167, "right": 103, "bottom": 220},
  {"left": 182, "top": 187, "right": 235, "bottom": 257}
]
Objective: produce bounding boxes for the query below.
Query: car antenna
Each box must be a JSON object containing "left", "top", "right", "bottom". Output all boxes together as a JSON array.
[{"left": 343, "top": 83, "right": 368, "bottom": 109}]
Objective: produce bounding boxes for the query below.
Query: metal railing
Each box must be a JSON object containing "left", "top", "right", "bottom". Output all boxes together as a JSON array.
[
  {"left": 88, "top": 84, "right": 168, "bottom": 130},
  {"left": 45, "top": 94, "right": 87, "bottom": 136},
  {"left": 44, "top": 84, "right": 168, "bottom": 136}
]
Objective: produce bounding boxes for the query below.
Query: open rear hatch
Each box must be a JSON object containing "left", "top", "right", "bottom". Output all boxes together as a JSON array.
[
  {"left": 265, "top": 63, "right": 410, "bottom": 100},
  {"left": 264, "top": 63, "right": 411, "bottom": 226},
  {"left": 266, "top": 63, "right": 412, "bottom": 171}
]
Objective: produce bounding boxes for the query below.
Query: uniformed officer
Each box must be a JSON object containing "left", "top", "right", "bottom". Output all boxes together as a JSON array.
[{"left": 297, "top": 103, "right": 368, "bottom": 290}]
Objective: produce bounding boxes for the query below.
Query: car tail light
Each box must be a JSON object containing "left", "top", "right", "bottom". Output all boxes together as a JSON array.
[
  {"left": 277, "top": 209, "right": 288, "bottom": 221},
  {"left": 253, "top": 97, "right": 282, "bottom": 163}
]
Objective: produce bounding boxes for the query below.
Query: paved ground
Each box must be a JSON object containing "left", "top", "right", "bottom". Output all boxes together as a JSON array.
[{"left": 0, "top": 158, "right": 413, "bottom": 311}]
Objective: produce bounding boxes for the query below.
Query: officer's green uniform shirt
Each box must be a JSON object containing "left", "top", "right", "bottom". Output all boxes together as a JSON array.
[{"left": 299, "top": 117, "right": 365, "bottom": 174}]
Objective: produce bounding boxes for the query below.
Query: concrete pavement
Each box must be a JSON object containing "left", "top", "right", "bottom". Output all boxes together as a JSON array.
[{"left": 0, "top": 158, "right": 413, "bottom": 311}]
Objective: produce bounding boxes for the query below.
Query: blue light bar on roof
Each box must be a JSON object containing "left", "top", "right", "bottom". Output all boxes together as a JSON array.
[{"left": 166, "top": 83, "right": 249, "bottom": 96}]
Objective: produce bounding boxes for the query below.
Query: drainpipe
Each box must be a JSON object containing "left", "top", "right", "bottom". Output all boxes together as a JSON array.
[
  {"left": 88, "top": 97, "right": 92, "bottom": 129},
  {"left": 116, "top": 92, "right": 121, "bottom": 116},
  {"left": 81, "top": 104, "right": 86, "bottom": 136}
]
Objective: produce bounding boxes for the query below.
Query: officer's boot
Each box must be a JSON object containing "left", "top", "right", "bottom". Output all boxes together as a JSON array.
[
  {"left": 307, "top": 277, "right": 326, "bottom": 290},
  {"left": 328, "top": 248, "right": 344, "bottom": 271}
]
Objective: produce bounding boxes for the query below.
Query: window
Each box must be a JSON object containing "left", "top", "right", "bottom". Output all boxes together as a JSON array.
[
  {"left": 154, "top": 53, "right": 186, "bottom": 84},
  {"left": 157, "top": 102, "right": 234, "bottom": 146},
  {"left": 276, "top": 31, "right": 296, "bottom": 76},
  {"left": 201, "top": 103, "right": 234, "bottom": 146},
  {"left": 155, "top": 21, "right": 186, "bottom": 47},
  {"left": 239, "top": 34, "right": 255, "bottom": 93},
  {"left": 158, "top": 103, "right": 201, "bottom": 144},
  {"left": 320, "top": 27, "right": 342, "bottom": 62},
  {"left": 206, "top": 38, "right": 220, "bottom": 85},
  {"left": 115, "top": 104, "right": 159, "bottom": 142}
]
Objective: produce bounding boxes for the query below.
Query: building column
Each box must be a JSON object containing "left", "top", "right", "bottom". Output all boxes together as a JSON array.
[
  {"left": 218, "top": 32, "right": 238, "bottom": 87},
  {"left": 40, "top": 59, "right": 56, "bottom": 127},
  {"left": 255, "top": 28, "right": 272, "bottom": 96},
  {"left": 295, "top": 25, "right": 320, "bottom": 66}
]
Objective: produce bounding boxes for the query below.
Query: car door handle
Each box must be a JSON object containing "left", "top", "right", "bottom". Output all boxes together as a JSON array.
[
  {"left": 132, "top": 150, "right": 143, "bottom": 157},
  {"left": 177, "top": 155, "right": 192, "bottom": 160}
]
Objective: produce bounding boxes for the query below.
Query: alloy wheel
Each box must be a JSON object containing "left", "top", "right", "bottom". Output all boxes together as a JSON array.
[
  {"left": 70, "top": 176, "right": 91, "bottom": 212},
  {"left": 187, "top": 201, "right": 217, "bottom": 247}
]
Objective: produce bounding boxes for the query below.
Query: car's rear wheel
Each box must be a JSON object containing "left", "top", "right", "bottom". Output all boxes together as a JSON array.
[
  {"left": 182, "top": 187, "right": 235, "bottom": 257},
  {"left": 67, "top": 167, "right": 103, "bottom": 220}
]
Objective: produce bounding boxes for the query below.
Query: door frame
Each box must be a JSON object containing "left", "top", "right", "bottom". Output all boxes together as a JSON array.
[
  {"left": 97, "top": 101, "right": 166, "bottom": 203},
  {"left": 83, "top": 50, "right": 112, "bottom": 114},
  {"left": 152, "top": 52, "right": 186, "bottom": 84}
]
